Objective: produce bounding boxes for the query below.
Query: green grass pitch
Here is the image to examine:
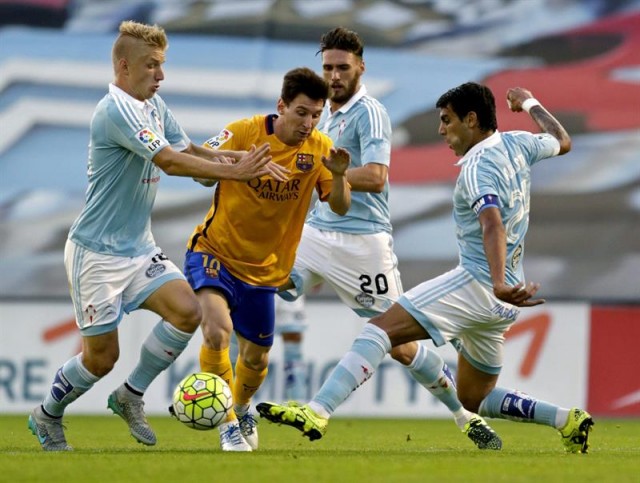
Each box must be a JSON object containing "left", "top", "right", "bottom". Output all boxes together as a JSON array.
[{"left": 2, "top": 415, "right": 639, "bottom": 482}]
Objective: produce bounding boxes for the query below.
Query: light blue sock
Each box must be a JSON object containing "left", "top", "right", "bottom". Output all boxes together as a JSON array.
[
  {"left": 283, "top": 340, "right": 306, "bottom": 400},
  {"left": 407, "top": 344, "right": 463, "bottom": 413},
  {"left": 313, "top": 323, "right": 391, "bottom": 415},
  {"left": 127, "top": 320, "right": 193, "bottom": 393},
  {"left": 478, "top": 387, "right": 559, "bottom": 427},
  {"left": 42, "top": 354, "right": 99, "bottom": 417}
]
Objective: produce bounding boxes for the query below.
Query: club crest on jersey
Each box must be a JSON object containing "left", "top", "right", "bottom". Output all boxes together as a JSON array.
[
  {"left": 205, "top": 129, "right": 233, "bottom": 149},
  {"left": 136, "top": 128, "right": 163, "bottom": 152},
  {"left": 355, "top": 292, "right": 375, "bottom": 308},
  {"left": 146, "top": 263, "right": 166, "bottom": 278},
  {"left": 296, "top": 153, "right": 314, "bottom": 172}
]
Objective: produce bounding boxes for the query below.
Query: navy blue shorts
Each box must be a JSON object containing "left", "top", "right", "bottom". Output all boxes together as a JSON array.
[{"left": 184, "top": 250, "right": 276, "bottom": 346}]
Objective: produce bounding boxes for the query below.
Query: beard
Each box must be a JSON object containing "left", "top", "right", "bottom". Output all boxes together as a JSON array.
[{"left": 330, "top": 74, "right": 361, "bottom": 105}]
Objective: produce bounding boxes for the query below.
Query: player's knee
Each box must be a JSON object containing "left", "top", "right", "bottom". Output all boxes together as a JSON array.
[
  {"left": 200, "top": 318, "right": 231, "bottom": 347},
  {"left": 240, "top": 349, "right": 269, "bottom": 371},
  {"left": 171, "top": 299, "right": 202, "bottom": 333},
  {"left": 389, "top": 345, "right": 414, "bottom": 365},
  {"left": 82, "top": 350, "right": 118, "bottom": 377}
]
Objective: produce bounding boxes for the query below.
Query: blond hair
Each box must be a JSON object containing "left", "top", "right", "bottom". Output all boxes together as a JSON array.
[{"left": 112, "top": 20, "right": 168, "bottom": 66}]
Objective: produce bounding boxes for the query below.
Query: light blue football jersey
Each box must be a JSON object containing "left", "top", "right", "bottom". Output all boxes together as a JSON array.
[
  {"left": 68, "top": 84, "right": 189, "bottom": 256},
  {"left": 307, "top": 85, "right": 392, "bottom": 234},
  {"left": 454, "top": 131, "right": 560, "bottom": 287}
]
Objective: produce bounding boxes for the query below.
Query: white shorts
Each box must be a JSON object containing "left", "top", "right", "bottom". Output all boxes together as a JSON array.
[
  {"left": 286, "top": 224, "right": 403, "bottom": 317},
  {"left": 397, "top": 266, "right": 521, "bottom": 375},
  {"left": 274, "top": 295, "right": 307, "bottom": 334},
  {"left": 64, "top": 239, "right": 185, "bottom": 336}
]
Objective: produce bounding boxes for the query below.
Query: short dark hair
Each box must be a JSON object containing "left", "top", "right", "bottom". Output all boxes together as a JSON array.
[
  {"left": 436, "top": 82, "right": 498, "bottom": 132},
  {"left": 280, "top": 67, "right": 329, "bottom": 104},
  {"left": 319, "top": 27, "right": 364, "bottom": 57}
]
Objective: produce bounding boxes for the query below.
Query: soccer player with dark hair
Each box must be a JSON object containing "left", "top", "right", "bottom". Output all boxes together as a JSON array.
[
  {"left": 259, "top": 82, "right": 594, "bottom": 454},
  {"left": 266, "top": 27, "right": 501, "bottom": 449},
  {"left": 186, "top": 67, "right": 351, "bottom": 451}
]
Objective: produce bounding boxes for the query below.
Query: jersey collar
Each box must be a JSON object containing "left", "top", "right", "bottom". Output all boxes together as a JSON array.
[
  {"left": 109, "top": 83, "right": 153, "bottom": 112},
  {"left": 455, "top": 131, "right": 501, "bottom": 166},
  {"left": 327, "top": 84, "right": 368, "bottom": 116}
]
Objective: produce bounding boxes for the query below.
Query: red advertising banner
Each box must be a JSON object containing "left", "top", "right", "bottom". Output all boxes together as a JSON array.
[{"left": 588, "top": 306, "right": 640, "bottom": 416}]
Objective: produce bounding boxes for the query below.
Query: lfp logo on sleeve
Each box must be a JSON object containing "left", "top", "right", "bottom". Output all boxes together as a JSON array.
[
  {"left": 204, "top": 129, "right": 233, "bottom": 150},
  {"left": 137, "top": 128, "right": 163, "bottom": 152}
]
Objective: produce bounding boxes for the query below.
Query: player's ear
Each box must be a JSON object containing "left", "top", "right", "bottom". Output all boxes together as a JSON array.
[
  {"left": 276, "top": 98, "right": 285, "bottom": 115},
  {"left": 118, "top": 58, "right": 128, "bottom": 74},
  {"left": 466, "top": 111, "right": 478, "bottom": 128}
]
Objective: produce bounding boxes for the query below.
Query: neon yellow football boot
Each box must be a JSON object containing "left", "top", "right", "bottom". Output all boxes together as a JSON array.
[
  {"left": 257, "top": 401, "right": 328, "bottom": 441},
  {"left": 559, "top": 408, "right": 594, "bottom": 453}
]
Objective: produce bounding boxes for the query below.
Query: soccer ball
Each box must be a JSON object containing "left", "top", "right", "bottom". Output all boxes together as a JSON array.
[{"left": 171, "top": 372, "right": 232, "bottom": 430}]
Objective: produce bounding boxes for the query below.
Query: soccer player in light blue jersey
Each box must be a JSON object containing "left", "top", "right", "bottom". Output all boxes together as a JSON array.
[
  {"left": 269, "top": 27, "right": 501, "bottom": 449},
  {"left": 259, "top": 82, "right": 595, "bottom": 453},
  {"left": 28, "top": 20, "right": 282, "bottom": 452}
]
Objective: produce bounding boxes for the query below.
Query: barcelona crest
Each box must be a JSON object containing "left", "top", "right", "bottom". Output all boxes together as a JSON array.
[{"left": 296, "top": 153, "right": 314, "bottom": 172}]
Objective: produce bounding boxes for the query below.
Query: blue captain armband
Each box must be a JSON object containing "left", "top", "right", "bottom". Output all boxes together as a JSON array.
[{"left": 472, "top": 194, "right": 500, "bottom": 215}]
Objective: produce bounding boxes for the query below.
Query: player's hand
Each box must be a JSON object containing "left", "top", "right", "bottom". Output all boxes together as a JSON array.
[
  {"left": 230, "top": 143, "right": 276, "bottom": 181},
  {"left": 493, "top": 281, "right": 545, "bottom": 307},
  {"left": 322, "top": 147, "right": 350, "bottom": 175},
  {"left": 215, "top": 155, "right": 234, "bottom": 165},
  {"left": 264, "top": 161, "right": 290, "bottom": 182},
  {"left": 506, "top": 87, "right": 535, "bottom": 112}
]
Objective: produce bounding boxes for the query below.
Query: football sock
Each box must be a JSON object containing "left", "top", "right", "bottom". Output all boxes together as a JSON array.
[
  {"left": 42, "top": 354, "right": 99, "bottom": 417},
  {"left": 200, "top": 345, "right": 237, "bottom": 421},
  {"left": 199, "top": 345, "right": 234, "bottom": 388},
  {"left": 234, "top": 357, "right": 268, "bottom": 406},
  {"left": 313, "top": 323, "right": 391, "bottom": 415},
  {"left": 478, "top": 387, "right": 562, "bottom": 427},
  {"left": 406, "top": 344, "right": 471, "bottom": 429},
  {"left": 283, "top": 339, "right": 306, "bottom": 400},
  {"left": 127, "top": 320, "right": 192, "bottom": 393}
]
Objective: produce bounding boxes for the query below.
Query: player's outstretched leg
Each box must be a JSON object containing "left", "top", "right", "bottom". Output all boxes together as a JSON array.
[
  {"left": 256, "top": 401, "right": 328, "bottom": 441},
  {"left": 218, "top": 421, "right": 252, "bottom": 451},
  {"left": 463, "top": 415, "right": 502, "bottom": 450},
  {"left": 107, "top": 384, "right": 157, "bottom": 446},
  {"left": 28, "top": 406, "right": 73, "bottom": 451},
  {"left": 558, "top": 408, "right": 594, "bottom": 454}
]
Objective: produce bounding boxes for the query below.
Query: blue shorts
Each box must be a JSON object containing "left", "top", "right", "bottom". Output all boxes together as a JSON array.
[{"left": 184, "top": 250, "right": 277, "bottom": 346}]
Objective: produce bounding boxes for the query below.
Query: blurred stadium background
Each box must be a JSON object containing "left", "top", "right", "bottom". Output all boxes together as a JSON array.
[
  {"left": 1, "top": 0, "right": 639, "bottom": 301},
  {"left": 0, "top": 0, "right": 639, "bottom": 417}
]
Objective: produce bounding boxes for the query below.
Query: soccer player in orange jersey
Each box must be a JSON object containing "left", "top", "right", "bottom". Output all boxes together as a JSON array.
[{"left": 184, "top": 67, "right": 351, "bottom": 451}]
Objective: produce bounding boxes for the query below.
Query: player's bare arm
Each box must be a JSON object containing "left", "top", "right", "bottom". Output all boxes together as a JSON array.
[
  {"left": 506, "top": 87, "right": 572, "bottom": 155},
  {"left": 187, "top": 142, "right": 289, "bottom": 182},
  {"left": 479, "top": 206, "right": 545, "bottom": 307},
  {"left": 153, "top": 143, "right": 274, "bottom": 181},
  {"left": 323, "top": 147, "right": 351, "bottom": 215},
  {"left": 346, "top": 162, "right": 387, "bottom": 193}
]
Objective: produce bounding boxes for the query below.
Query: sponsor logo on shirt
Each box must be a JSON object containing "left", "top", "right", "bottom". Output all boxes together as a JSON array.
[
  {"left": 511, "top": 244, "right": 523, "bottom": 269},
  {"left": 205, "top": 129, "right": 233, "bottom": 149},
  {"left": 136, "top": 128, "right": 163, "bottom": 152},
  {"left": 247, "top": 178, "right": 301, "bottom": 201},
  {"left": 296, "top": 153, "right": 314, "bottom": 172}
]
